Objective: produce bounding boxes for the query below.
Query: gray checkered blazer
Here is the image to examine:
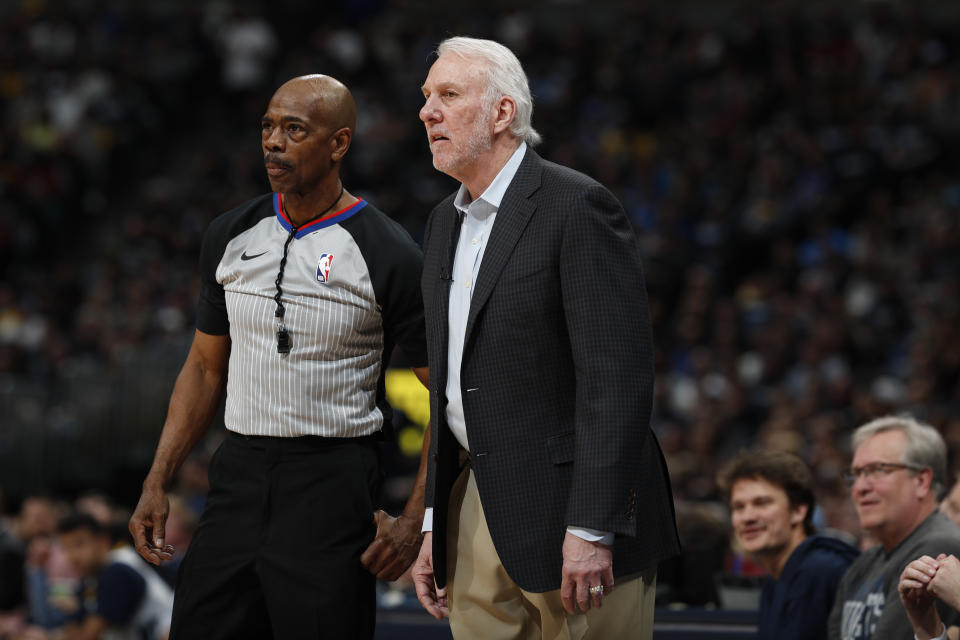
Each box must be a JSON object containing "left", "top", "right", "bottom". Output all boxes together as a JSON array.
[{"left": 422, "top": 148, "right": 680, "bottom": 593}]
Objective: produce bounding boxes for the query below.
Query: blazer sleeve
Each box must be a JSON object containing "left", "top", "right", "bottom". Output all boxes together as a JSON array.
[{"left": 559, "top": 182, "right": 656, "bottom": 536}]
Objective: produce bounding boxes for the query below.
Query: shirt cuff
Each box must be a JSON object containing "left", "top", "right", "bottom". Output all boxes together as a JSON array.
[
  {"left": 568, "top": 526, "right": 614, "bottom": 546},
  {"left": 424, "top": 512, "right": 611, "bottom": 542},
  {"left": 916, "top": 624, "right": 948, "bottom": 640}
]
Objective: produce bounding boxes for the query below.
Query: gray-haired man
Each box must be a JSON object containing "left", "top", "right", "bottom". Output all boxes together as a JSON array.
[
  {"left": 411, "top": 36, "right": 679, "bottom": 639},
  {"left": 829, "top": 415, "right": 960, "bottom": 640}
]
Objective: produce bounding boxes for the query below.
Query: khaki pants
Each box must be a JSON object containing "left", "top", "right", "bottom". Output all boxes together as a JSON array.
[{"left": 446, "top": 468, "right": 656, "bottom": 640}]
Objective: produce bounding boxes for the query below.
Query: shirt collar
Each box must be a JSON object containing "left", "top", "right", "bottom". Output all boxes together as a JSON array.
[{"left": 453, "top": 142, "right": 527, "bottom": 215}]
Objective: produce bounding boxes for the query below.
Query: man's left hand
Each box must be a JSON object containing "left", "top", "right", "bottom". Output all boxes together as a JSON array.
[
  {"left": 898, "top": 555, "right": 943, "bottom": 639},
  {"left": 360, "top": 510, "right": 423, "bottom": 581},
  {"left": 560, "top": 531, "right": 614, "bottom": 614}
]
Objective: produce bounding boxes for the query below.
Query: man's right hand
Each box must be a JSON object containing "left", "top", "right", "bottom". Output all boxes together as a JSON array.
[
  {"left": 127, "top": 330, "right": 229, "bottom": 566},
  {"left": 412, "top": 532, "right": 449, "bottom": 620},
  {"left": 129, "top": 484, "right": 175, "bottom": 565}
]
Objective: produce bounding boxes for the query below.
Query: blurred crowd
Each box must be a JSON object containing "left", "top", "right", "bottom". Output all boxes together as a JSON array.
[
  {"left": 2, "top": 0, "right": 960, "bottom": 616},
  {"left": 0, "top": 487, "right": 197, "bottom": 638}
]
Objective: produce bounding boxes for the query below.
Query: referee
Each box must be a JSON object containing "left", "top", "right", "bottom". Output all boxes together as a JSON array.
[{"left": 128, "top": 74, "right": 430, "bottom": 639}]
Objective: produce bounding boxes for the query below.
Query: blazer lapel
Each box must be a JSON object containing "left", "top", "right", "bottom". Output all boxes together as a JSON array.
[
  {"left": 432, "top": 200, "right": 463, "bottom": 391},
  {"left": 463, "top": 150, "right": 543, "bottom": 343}
]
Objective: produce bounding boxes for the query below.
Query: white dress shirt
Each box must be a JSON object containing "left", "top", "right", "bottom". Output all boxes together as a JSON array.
[{"left": 423, "top": 143, "right": 612, "bottom": 546}]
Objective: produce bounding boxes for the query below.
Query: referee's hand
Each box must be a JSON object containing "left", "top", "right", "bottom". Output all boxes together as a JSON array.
[
  {"left": 129, "top": 485, "right": 175, "bottom": 565},
  {"left": 360, "top": 509, "right": 422, "bottom": 581}
]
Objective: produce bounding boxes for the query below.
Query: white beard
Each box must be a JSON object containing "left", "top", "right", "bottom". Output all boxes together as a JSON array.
[{"left": 432, "top": 112, "right": 493, "bottom": 176}]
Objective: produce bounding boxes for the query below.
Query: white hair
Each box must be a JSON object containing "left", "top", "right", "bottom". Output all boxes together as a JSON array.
[
  {"left": 437, "top": 36, "right": 542, "bottom": 147},
  {"left": 852, "top": 414, "right": 947, "bottom": 499}
]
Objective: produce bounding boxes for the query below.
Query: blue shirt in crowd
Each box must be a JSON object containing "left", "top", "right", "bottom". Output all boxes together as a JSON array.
[{"left": 757, "top": 534, "right": 859, "bottom": 640}]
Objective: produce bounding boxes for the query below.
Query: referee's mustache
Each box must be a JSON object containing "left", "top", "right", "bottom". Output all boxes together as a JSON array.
[{"left": 264, "top": 154, "right": 294, "bottom": 170}]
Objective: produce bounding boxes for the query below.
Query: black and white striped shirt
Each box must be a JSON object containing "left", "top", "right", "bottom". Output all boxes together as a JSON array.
[{"left": 196, "top": 193, "right": 427, "bottom": 438}]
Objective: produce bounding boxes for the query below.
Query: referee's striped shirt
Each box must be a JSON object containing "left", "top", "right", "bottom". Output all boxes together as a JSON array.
[{"left": 196, "top": 193, "right": 427, "bottom": 438}]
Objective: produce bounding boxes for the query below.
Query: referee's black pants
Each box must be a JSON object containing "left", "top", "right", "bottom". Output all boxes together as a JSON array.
[{"left": 169, "top": 431, "right": 381, "bottom": 640}]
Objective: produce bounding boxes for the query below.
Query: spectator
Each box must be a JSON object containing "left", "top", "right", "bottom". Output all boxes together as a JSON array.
[
  {"left": 719, "top": 450, "right": 858, "bottom": 639},
  {"left": 47, "top": 512, "right": 172, "bottom": 640},
  {"left": 829, "top": 416, "right": 960, "bottom": 639},
  {"left": 17, "top": 496, "right": 75, "bottom": 630}
]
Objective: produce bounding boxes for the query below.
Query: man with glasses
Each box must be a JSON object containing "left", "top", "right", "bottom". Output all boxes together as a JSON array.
[{"left": 828, "top": 416, "right": 960, "bottom": 640}]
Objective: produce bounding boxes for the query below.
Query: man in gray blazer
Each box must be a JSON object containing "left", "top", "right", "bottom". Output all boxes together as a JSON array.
[{"left": 411, "top": 36, "right": 680, "bottom": 639}]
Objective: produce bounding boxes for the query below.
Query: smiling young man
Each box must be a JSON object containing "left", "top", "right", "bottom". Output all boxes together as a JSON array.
[
  {"left": 127, "top": 75, "right": 431, "bottom": 639},
  {"left": 720, "top": 450, "right": 858, "bottom": 640},
  {"left": 828, "top": 416, "right": 960, "bottom": 640}
]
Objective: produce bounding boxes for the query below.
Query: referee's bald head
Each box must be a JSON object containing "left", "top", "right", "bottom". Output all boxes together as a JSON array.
[{"left": 274, "top": 74, "right": 357, "bottom": 136}]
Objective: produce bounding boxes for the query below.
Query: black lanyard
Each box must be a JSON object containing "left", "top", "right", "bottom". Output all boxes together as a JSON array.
[{"left": 273, "top": 184, "right": 344, "bottom": 355}]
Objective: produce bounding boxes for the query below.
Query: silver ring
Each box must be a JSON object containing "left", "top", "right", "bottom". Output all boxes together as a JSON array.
[{"left": 589, "top": 585, "right": 604, "bottom": 595}]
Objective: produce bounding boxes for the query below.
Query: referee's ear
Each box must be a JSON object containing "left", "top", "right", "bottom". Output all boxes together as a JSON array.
[{"left": 330, "top": 127, "right": 352, "bottom": 164}]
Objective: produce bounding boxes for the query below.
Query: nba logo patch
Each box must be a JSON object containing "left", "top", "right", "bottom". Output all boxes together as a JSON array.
[{"left": 317, "top": 253, "right": 334, "bottom": 283}]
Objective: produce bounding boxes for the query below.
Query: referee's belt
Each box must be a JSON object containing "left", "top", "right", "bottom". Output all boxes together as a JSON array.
[{"left": 227, "top": 429, "right": 383, "bottom": 448}]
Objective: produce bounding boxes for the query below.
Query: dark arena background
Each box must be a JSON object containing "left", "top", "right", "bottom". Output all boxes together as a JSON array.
[{"left": 2, "top": 0, "right": 960, "bottom": 637}]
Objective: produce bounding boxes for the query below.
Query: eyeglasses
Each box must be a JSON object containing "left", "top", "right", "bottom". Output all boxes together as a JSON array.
[{"left": 844, "top": 462, "right": 924, "bottom": 487}]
